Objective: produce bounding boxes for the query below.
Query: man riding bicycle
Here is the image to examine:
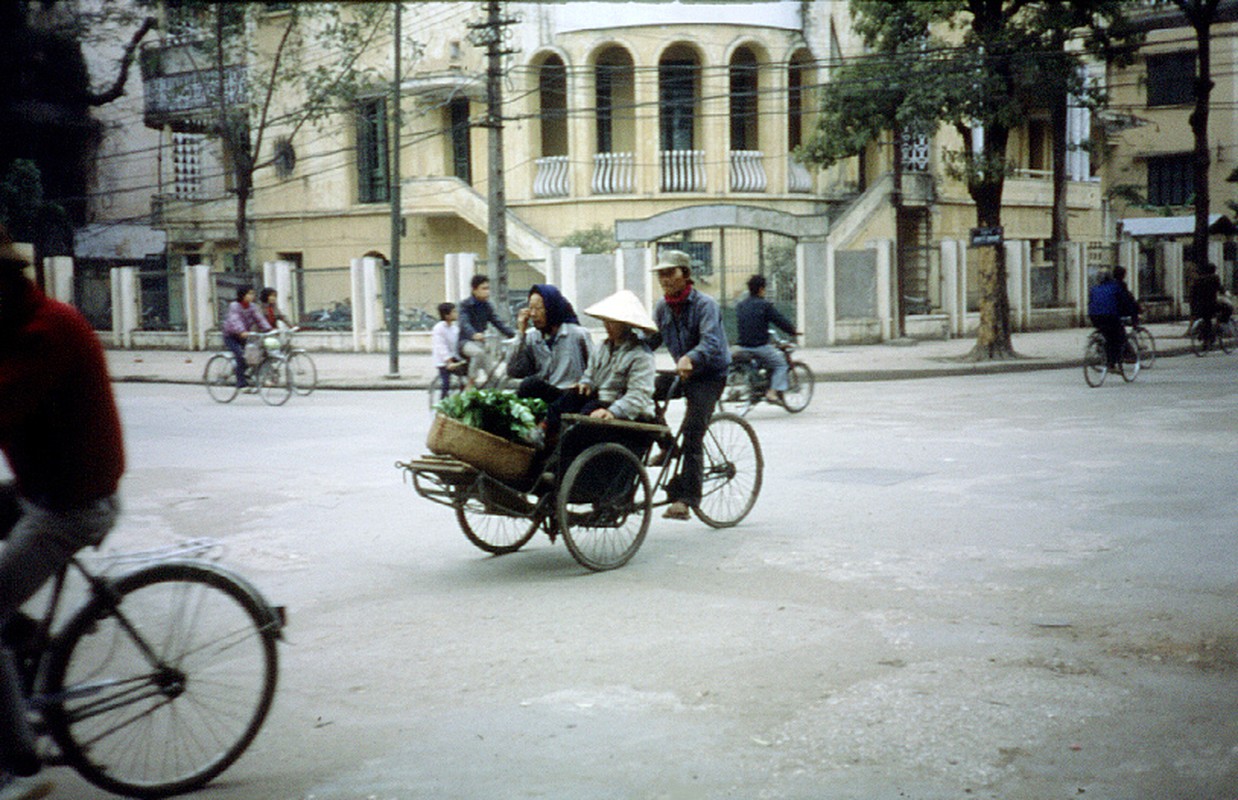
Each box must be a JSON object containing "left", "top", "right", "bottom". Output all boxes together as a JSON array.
[
  {"left": 0, "top": 226, "right": 124, "bottom": 796},
  {"left": 458, "top": 274, "right": 516, "bottom": 388},
  {"left": 1088, "top": 267, "right": 1139, "bottom": 368},
  {"left": 1189, "top": 263, "right": 1230, "bottom": 347},
  {"left": 735, "top": 275, "right": 799, "bottom": 404}
]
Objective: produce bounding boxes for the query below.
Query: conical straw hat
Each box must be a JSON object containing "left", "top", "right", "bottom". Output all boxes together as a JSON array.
[{"left": 584, "top": 290, "right": 658, "bottom": 331}]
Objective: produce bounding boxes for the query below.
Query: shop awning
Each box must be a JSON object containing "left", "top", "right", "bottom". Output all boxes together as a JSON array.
[{"left": 1119, "top": 214, "right": 1235, "bottom": 237}]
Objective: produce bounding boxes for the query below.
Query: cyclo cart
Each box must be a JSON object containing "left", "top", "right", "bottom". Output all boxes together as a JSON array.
[{"left": 397, "top": 383, "right": 763, "bottom": 571}]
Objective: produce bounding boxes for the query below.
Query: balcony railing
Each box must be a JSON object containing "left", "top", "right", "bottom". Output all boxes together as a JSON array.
[
  {"left": 591, "top": 152, "right": 635, "bottom": 194},
  {"left": 141, "top": 40, "right": 247, "bottom": 129},
  {"left": 729, "top": 150, "right": 767, "bottom": 193},
  {"left": 660, "top": 149, "right": 705, "bottom": 193},
  {"left": 533, "top": 156, "right": 569, "bottom": 198},
  {"left": 787, "top": 155, "right": 812, "bottom": 193}
]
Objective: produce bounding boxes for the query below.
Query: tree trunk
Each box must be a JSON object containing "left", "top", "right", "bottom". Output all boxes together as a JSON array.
[
  {"left": 1050, "top": 57, "right": 1070, "bottom": 277},
  {"left": 967, "top": 124, "right": 1016, "bottom": 360},
  {"left": 1187, "top": 3, "right": 1215, "bottom": 272}
]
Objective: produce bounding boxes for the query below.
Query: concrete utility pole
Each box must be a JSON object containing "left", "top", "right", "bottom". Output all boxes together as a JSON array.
[
  {"left": 387, "top": 0, "right": 403, "bottom": 376},
  {"left": 468, "top": 0, "right": 517, "bottom": 320}
]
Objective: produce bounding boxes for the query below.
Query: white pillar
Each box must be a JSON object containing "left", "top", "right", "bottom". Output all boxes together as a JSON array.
[
  {"left": 110, "top": 266, "right": 140, "bottom": 348},
  {"left": 1162, "top": 241, "right": 1185, "bottom": 317},
  {"left": 557, "top": 247, "right": 581, "bottom": 308},
  {"left": 874, "top": 238, "right": 894, "bottom": 341},
  {"left": 351, "top": 257, "right": 384, "bottom": 352},
  {"left": 941, "top": 239, "right": 961, "bottom": 337},
  {"left": 1004, "top": 240, "right": 1028, "bottom": 332},
  {"left": 1065, "top": 242, "right": 1085, "bottom": 325},
  {"left": 44, "top": 256, "right": 74, "bottom": 304},
  {"left": 823, "top": 242, "right": 837, "bottom": 346},
  {"left": 796, "top": 241, "right": 829, "bottom": 348},
  {"left": 183, "top": 263, "right": 213, "bottom": 350},
  {"left": 445, "top": 252, "right": 478, "bottom": 302}
]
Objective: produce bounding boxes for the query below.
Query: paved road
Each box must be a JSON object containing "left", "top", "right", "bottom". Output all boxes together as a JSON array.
[{"left": 38, "top": 354, "right": 1238, "bottom": 799}]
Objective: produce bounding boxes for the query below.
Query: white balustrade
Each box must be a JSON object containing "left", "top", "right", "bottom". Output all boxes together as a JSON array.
[
  {"left": 729, "top": 150, "right": 767, "bottom": 192},
  {"left": 660, "top": 149, "right": 705, "bottom": 192},
  {"left": 591, "top": 152, "right": 635, "bottom": 194},
  {"left": 787, "top": 155, "right": 812, "bottom": 193},
  {"left": 533, "top": 155, "right": 570, "bottom": 198}
]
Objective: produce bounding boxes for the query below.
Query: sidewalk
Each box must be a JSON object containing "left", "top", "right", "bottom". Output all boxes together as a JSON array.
[{"left": 104, "top": 322, "right": 1193, "bottom": 390}]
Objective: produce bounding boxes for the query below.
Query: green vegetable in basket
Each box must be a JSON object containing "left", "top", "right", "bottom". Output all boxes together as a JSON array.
[{"left": 434, "top": 389, "right": 547, "bottom": 445}]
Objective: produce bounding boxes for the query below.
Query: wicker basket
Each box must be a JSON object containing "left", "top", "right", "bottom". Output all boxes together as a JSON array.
[{"left": 426, "top": 414, "right": 535, "bottom": 483}]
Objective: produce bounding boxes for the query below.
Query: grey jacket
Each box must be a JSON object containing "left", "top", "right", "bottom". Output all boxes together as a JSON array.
[
  {"left": 506, "top": 322, "right": 591, "bottom": 389},
  {"left": 580, "top": 335, "right": 656, "bottom": 421}
]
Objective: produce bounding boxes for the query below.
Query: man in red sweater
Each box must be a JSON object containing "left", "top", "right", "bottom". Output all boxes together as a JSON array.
[{"left": 0, "top": 226, "right": 124, "bottom": 788}]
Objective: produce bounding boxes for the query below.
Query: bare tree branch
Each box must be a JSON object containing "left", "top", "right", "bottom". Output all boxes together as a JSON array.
[{"left": 85, "top": 16, "right": 157, "bottom": 106}]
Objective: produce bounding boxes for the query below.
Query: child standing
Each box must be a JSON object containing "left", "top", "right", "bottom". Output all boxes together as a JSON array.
[{"left": 431, "top": 302, "right": 461, "bottom": 398}]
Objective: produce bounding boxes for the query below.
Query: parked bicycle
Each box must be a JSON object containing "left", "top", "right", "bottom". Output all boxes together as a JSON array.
[
  {"left": 718, "top": 335, "right": 814, "bottom": 416},
  {"left": 205, "top": 328, "right": 300, "bottom": 406},
  {"left": 427, "top": 331, "right": 518, "bottom": 410},
  {"left": 1083, "top": 328, "right": 1140, "bottom": 387},
  {"left": 0, "top": 538, "right": 283, "bottom": 798}
]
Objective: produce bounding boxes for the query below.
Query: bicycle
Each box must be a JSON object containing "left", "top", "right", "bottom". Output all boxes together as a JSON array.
[
  {"left": 1083, "top": 328, "right": 1140, "bottom": 387},
  {"left": 427, "top": 331, "right": 518, "bottom": 410},
  {"left": 1187, "top": 314, "right": 1234, "bottom": 356},
  {"left": 719, "top": 336, "right": 814, "bottom": 416},
  {"left": 276, "top": 327, "right": 317, "bottom": 396},
  {"left": 0, "top": 538, "right": 283, "bottom": 798},
  {"left": 204, "top": 332, "right": 294, "bottom": 406}
]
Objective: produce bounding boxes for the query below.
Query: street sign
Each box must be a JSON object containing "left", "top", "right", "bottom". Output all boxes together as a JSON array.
[{"left": 970, "top": 226, "right": 1004, "bottom": 247}]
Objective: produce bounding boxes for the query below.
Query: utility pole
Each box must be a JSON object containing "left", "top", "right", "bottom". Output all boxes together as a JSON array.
[
  {"left": 387, "top": 1, "right": 403, "bottom": 376},
  {"left": 468, "top": 0, "right": 517, "bottom": 320}
]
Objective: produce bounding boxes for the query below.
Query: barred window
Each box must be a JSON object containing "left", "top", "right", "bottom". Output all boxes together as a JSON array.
[
  {"left": 1146, "top": 51, "right": 1195, "bottom": 107},
  {"left": 356, "top": 99, "right": 389, "bottom": 203},
  {"left": 1146, "top": 154, "right": 1193, "bottom": 206}
]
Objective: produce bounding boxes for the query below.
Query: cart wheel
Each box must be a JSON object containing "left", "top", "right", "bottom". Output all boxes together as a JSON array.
[
  {"left": 557, "top": 443, "right": 651, "bottom": 571},
  {"left": 456, "top": 494, "right": 539, "bottom": 555},
  {"left": 693, "top": 413, "right": 763, "bottom": 529}
]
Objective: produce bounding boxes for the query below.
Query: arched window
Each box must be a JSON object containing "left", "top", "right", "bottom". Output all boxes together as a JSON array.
[
  {"left": 659, "top": 46, "right": 699, "bottom": 152},
  {"left": 729, "top": 47, "right": 758, "bottom": 151},
  {"left": 787, "top": 50, "right": 813, "bottom": 150},
  {"left": 594, "top": 47, "right": 634, "bottom": 154},
  {"left": 538, "top": 55, "right": 567, "bottom": 157}
]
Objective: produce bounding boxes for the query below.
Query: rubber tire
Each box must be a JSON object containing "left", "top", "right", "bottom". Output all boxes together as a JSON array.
[
  {"left": 204, "top": 354, "right": 239, "bottom": 403},
  {"left": 1133, "top": 327, "right": 1156, "bottom": 368},
  {"left": 41, "top": 562, "right": 279, "bottom": 799},
  {"left": 1083, "top": 335, "right": 1107, "bottom": 388},
  {"left": 1120, "top": 338, "right": 1140, "bottom": 382},
  {"left": 781, "top": 362, "right": 814, "bottom": 413},
  {"left": 693, "top": 412, "right": 763, "bottom": 529},
  {"left": 718, "top": 365, "right": 755, "bottom": 416},
  {"left": 455, "top": 491, "right": 540, "bottom": 554},
  {"left": 1218, "top": 321, "right": 1233, "bottom": 354},
  {"left": 557, "top": 443, "right": 651, "bottom": 571},
  {"left": 257, "top": 359, "right": 292, "bottom": 406},
  {"left": 287, "top": 351, "right": 317, "bottom": 396}
]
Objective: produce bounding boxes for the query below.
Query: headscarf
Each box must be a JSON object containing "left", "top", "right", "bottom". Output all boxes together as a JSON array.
[{"left": 529, "top": 283, "right": 579, "bottom": 328}]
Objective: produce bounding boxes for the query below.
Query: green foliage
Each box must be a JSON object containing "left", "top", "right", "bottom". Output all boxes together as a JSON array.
[
  {"left": 434, "top": 389, "right": 547, "bottom": 445},
  {"left": 0, "top": 160, "right": 68, "bottom": 250},
  {"left": 560, "top": 225, "right": 617, "bottom": 254}
]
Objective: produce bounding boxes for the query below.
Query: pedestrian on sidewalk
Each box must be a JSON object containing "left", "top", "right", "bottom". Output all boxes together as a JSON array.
[{"left": 647, "top": 251, "right": 730, "bottom": 521}]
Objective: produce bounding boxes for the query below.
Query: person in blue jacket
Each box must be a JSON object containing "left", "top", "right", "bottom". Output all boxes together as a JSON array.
[{"left": 1088, "top": 267, "right": 1139, "bottom": 368}]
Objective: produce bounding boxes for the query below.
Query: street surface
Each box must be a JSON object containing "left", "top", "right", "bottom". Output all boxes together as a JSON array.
[{"left": 41, "top": 355, "right": 1238, "bottom": 799}]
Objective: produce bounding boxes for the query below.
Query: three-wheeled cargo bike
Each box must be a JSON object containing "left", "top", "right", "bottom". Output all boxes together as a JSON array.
[{"left": 398, "top": 386, "right": 763, "bottom": 571}]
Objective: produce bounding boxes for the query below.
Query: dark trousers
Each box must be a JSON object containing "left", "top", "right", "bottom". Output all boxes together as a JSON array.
[
  {"left": 437, "top": 366, "right": 452, "bottom": 396},
  {"left": 517, "top": 377, "right": 567, "bottom": 406},
  {"left": 656, "top": 373, "right": 725, "bottom": 507},
  {"left": 1089, "top": 314, "right": 1125, "bottom": 367},
  {"left": 545, "top": 390, "right": 605, "bottom": 433},
  {"left": 224, "top": 334, "right": 246, "bottom": 387}
]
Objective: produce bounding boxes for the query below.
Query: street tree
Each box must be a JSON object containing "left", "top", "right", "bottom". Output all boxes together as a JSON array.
[
  {"left": 160, "top": 2, "right": 396, "bottom": 273},
  {"left": 1172, "top": 0, "right": 1221, "bottom": 271},
  {"left": 0, "top": 0, "right": 155, "bottom": 256},
  {"left": 801, "top": 0, "right": 1133, "bottom": 360}
]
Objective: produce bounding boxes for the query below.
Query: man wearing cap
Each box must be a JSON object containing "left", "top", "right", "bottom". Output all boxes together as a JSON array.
[
  {"left": 508, "top": 283, "right": 591, "bottom": 404},
  {"left": 647, "top": 250, "right": 730, "bottom": 521},
  {"left": 0, "top": 225, "right": 123, "bottom": 792}
]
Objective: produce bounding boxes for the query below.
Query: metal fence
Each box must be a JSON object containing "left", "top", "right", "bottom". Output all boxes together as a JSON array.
[{"left": 900, "top": 244, "right": 942, "bottom": 314}]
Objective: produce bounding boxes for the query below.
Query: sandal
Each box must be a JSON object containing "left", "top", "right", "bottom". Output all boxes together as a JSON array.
[{"left": 663, "top": 501, "right": 691, "bottom": 521}]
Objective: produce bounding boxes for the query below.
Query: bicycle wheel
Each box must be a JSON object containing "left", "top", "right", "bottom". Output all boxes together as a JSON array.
[
  {"left": 257, "top": 359, "right": 292, "bottom": 406},
  {"left": 455, "top": 482, "right": 540, "bottom": 554},
  {"left": 718, "top": 365, "right": 755, "bottom": 416},
  {"left": 42, "top": 562, "right": 280, "bottom": 799},
  {"left": 557, "top": 443, "right": 651, "bottom": 571},
  {"left": 1217, "top": 321, "right": 1233, "bottom": 354},
  {"left": 287, "top": 351, "right": 317, "bottom": 396},
  {"left": 1133, "top": 327, "right": 1156, "bottom": 368},
  {"left": 781, "top": 362, "right": 814, "bottom": 413},
  {"left": 1189, "top": 321, "right": 1208, "bottom": 356},
  {"left": 1120, "top": 337, "right": 1140, "bottom": 382},
  {"left": 693, "top": 412, "right": 763, "bottom": 529},
  {"left": 1083, "top": 335, "right": 1107, "bottom": 388},
  {"left": 204, "top": 354, "right": 239, "bottom": 404}
]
